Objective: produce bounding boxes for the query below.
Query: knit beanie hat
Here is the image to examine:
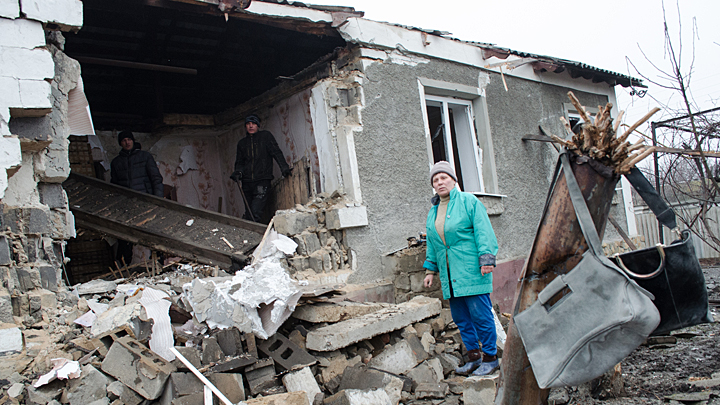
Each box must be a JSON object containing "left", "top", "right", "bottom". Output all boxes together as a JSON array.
[
  {"left": 429, "top": 161, "right": 457, "bottom": 184},
  {"left": 118, "top": 130, "right": 135, "bottom": 145},
  {"left": 245, "top": 114, "right": 261, "bottom": 125}
]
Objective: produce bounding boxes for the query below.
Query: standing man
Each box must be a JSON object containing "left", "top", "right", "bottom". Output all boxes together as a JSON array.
[
  {"left": 110, "top": 130, "right": 164, "bottom": 264},
  {"left": 231, "top": 114, "right": 292, "bottom": 222}
]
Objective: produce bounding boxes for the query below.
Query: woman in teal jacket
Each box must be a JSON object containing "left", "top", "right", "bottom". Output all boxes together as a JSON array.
[{"left": 423, "top": 161, "right": 500, "bottom": 376}]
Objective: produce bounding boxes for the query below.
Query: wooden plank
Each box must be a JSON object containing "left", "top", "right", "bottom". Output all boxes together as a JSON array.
[
  {"left": 654, "top": 147, "right": 720, "bottom": 158},
  {"left": 163, "top": 113, "right": 215, "bottom": 126}
]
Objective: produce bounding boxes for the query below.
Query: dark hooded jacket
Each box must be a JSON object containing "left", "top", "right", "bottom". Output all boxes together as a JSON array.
[
  {"left": 110, "top": 142, "right": 164, "bottom": 197},
  {"left": 234, "top": 130, "right": 290, "bottom": 182}
]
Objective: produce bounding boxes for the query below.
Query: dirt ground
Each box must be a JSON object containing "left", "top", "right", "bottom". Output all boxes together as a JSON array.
[{"left": 549, "top": 267, "right": 720, "bottom": 405}]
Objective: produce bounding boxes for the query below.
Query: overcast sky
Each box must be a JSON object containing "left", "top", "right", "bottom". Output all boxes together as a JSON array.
[{"left": 307, "top": 0, "right": 719, "bottom": 136}]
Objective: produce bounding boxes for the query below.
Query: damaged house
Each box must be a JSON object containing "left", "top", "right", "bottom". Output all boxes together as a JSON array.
[{"left": 0, "top": 0, "right": 644, "bottom": 317}]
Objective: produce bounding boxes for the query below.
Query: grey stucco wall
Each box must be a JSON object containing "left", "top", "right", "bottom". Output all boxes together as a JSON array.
[{"left": 346, "top": 56, "right": 627, "bottom": 284}]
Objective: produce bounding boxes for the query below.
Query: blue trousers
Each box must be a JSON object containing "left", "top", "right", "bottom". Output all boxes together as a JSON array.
[{"left": 449, "top": 294, "right": 497, "bottom": 356}]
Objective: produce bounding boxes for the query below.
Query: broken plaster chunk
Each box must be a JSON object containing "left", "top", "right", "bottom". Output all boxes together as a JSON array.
[
  {"left": 90, "top": 302, "right": 143, "bottom": 337},
  {"left": 305, "top": 296, "right": 442, "bottom": 352},
  {"left": 75, "top": 279, "right": 117, "bottom": 295},
  {"left": 185, "top": 219, "right": 194, "bottom": 226}
]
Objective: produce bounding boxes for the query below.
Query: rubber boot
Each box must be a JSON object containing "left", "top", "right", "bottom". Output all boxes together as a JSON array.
[
  {"left": 455, "top": 349, "right": 483, "bottom": 375},
  {"left": 472, "top": 353, "right": 500, "bottom": 376}
]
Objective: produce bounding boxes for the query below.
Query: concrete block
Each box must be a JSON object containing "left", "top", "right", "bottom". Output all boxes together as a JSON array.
[
  {"left": 169, "top": 372, "right": 204, "bottom": 397},
  {"left": 209, "top": 373, "right": 245, "bottom": 403},
  {"left": 324, "top": 389, "right": 392, "bottom": 405},
  {"left": 415, "top": 382, "right": 448, "bottom": 399},
  {"left": 245, "top": 391, "right": 309, "bottom": 405},
  {"left": 405, "top": 360, "right": 441, "bottom": 390},
  {"left": 0, "top": 0, "right": 19, "bottom": 18},
  {"left": 170, "top": 346, "right": 201, "bottom": 371},
  {"left": 282, "top": 367, "right": 321, "bottom": 405},
  {"left": 368, "top": 340, "right": 418, "bottom": 375},
  {"left": 0, "top": 235, "right": 11, "bottom": 265},
  {"left": 201, "top": 337, "right": 224, "bottom": 365},
  {"left": 274, "top": 210, "right": 318, "bottom": 236},
  {"left": 405, "top": 334, "right": 428, "bottom": 363},
  {"left": 258, "top": 332, "right": 317, "bottom": 371},
  {"left": 325, "top": 206, "right": 368, "bottom": 230},
  {"left": 21, "top": 0, "right": 83, "bottom": 29},
  {"left": 36, "top": 139, "right": 71, "bottom": 181},
  {"left": 338, "top": 364, "right": 404, "bottom": 405},
  {"left": 38, "top": 265, "right": 58, "bottom": 292},
  {"left": 463, "top": 375, "right": 498, "bottom": 405},
  {"left": 292, "top": 301, "right": 384, "bottom": 323},
  {"left": 15, "top": 79, "right": 52, "bottom": 112},
  {"left": 306, "top": 296, "right": 441, "bottom": 352},
  {"left": 0, "top": 18, "right": 45, "bottom": 48},
  {"left": 437, "top": 353, "right": 461, "bottom": 375},
  {"left": 245, "top": 358, "right": 278, "bottom": 395},
  {"left": 101, "top": 337, "right": 175, "bottom": 400},
  {"left": 65, "top": 364, "right": 112, "bottom": 405},
  {"left": 107, "top": 380, "right": 143, "bottom": 405},
  {"left": 38, "top": 183, "right": 66, "bottom": 208},
  {"left": 0, "top": 326, "right": 23, "bottom": 354}
]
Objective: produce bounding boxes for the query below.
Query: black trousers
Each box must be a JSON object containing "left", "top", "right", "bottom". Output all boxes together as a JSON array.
[{"left": 241, "top": 179, "right": 272, "bottom": 222}]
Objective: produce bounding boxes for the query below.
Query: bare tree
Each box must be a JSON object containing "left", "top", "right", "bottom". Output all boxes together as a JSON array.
[{"left": 626, "top": 1, "right": 720, "bottom": 252}]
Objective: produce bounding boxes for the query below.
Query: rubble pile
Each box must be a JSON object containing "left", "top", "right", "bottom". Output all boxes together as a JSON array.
[{"left": 0, "top": 249, "right": 511, "bottom": 404}]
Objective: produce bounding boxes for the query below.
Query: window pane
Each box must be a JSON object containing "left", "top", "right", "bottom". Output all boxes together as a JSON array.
[{"left": 426, "top": 104, "right": 447, "bottom": 162}]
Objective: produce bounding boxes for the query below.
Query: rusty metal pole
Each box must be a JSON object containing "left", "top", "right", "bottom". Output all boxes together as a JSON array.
[{"left": 495, "top": 154, "right": 620, "bottom": 405}]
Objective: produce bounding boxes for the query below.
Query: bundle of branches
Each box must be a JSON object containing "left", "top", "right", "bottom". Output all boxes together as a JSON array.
[{"left": 550, "top": 91, "right": 660, "bottom": 174}]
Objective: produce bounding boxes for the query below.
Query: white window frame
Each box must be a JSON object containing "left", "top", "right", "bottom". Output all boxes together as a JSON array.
[{"left": 423, "top": 95, "right": 485, "bottom": 193}]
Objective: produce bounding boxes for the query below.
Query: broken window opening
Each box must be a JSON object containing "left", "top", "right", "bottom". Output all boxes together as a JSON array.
[{"left": 424, "top": 95, "right": 484, "bottom": 193}]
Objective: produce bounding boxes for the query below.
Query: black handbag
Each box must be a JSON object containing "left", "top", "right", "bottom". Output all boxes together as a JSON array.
[{"left": 611, "top": 168, "right": 713, "bottom": 335}]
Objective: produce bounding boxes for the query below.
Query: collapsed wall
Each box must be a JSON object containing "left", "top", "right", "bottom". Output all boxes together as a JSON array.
[{"left": 1, "top": 1, "right": 83, "bottom": 320}]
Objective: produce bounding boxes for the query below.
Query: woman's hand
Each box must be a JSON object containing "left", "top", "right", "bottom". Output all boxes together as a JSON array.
[
  {"left": 423, "top": 273, "right": 434, "bottom": 288},
  {"left": 481, "top": 265, "right": 494, "bottom": 275}
]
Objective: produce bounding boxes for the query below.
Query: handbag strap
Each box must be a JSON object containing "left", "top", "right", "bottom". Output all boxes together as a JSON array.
[
  {"left": 560, "top": 151, "right": 605, "bottom": 258},
  {"left": 624, "top": 167, "right": 677, "bottom": 230}
]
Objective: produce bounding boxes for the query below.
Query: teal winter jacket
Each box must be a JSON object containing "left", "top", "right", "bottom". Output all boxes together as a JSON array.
[{"left": 423, "top": 188, "right": 499, "bottom": 300}]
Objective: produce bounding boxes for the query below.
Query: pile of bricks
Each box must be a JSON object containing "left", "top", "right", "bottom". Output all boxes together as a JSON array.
[{"left": 0, "top": 258, "right": 509, "bottom": 404}]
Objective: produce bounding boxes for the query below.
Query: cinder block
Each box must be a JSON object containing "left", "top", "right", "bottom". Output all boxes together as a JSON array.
[
  {"left": 168, "top": 372, "right": 204, "bottom": 397},
  {"left": 245, "top": 358, "right": 278, "bottom": 395},
  {"left": 0, "top": 47, "right": 54, "bottom": 80},
  {"left": 170, "top": 346, "right": 201, "bottom": 371},
  {"left": 306, "top": 296, "right": 442, "bottom": 352},
  {"left": 274, "top": 210, "right": 318, "bottom": 236},
  {"left": 101, "top": 336, "right": 175, "bottom": 400},
  {"left": 0, "top": 18, "right": 45, "bottom": 48},
  {"left": 65, "top": 364, "right": 112, "bottom": 405},
  {"left": 325, "top": 206, "right": 368, "bottom": 230},
  {"left": 324, "top": 389, "right": 392, "bottom": 405},
  {"left": 209, "top": 373, "right": 245, "bottom": 403},
  {"left": 258, "top": 332, "right": 316, "bottom": 371},
  {"left": 215, "top": 327, "right": 242, "bottom": 357},
  {"left": 21, "top": 0, "right": 83, "bottom": 29},
  {"left": 201, "top": 337, "right": 224, "bottom": 365},
  {"left": 282, "top": 367, "right": 320, "bottom": 405},
  {"left": 463, "top": 374, "right": 498, "bottom": 405}
]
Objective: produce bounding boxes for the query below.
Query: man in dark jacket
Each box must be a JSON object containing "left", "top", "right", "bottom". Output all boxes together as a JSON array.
[
  {"left": 110, "top": 130, "right": 164, "bottom": 264},
  {"left": 231, "top": 114, "right": 291, "bottom": 222}
]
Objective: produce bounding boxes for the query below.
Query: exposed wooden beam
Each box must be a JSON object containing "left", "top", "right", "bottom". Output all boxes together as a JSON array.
[
  {"left": 75, "top": 56, "right": 198, "bottom": 75},
  {"left": 163, "top": 113, "right": 215, "bottom": 126}
]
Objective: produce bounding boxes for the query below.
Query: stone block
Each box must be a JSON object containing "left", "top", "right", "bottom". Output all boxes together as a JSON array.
[
  {"left": 245, "top": 391, "right": 309, "bottom": 405},
  {"left": 21, "top": 0, "right": 83, "bottom": 29},
  {"left": 0, "top": 236, "right": 11, "bottom": 266},
  {"left": 245, "top": 358, "right": 278, "bottom": 395},
  {"left": 209, "top": 373, "right": 245, "bottom": 403},
  {"left": 16, "top": 266, "right": 41, "bottom": 291},
  {"left": 405, "top": 334, "right": 428, "bottom": 363},
  {"left": 0, "top": 326, "right": 23, "bottom": 354},
  {"left": 306, "top": 296, "right": 441, "bottom": 352},
  {"left": 317, "top": 352, "right": 359, "bottom": 384},
  {"left": 438, "top": 353, "right": 461, "bottom": 375},
  {"left": 415, "top": 382, "right": 448, "bottom": 399},
  {"left": 292, "top": 301, "right": 384, "bottom": 323},
  {"left": 0, "top": 289, "right": 13, "bottom": 323},
  {"left": 274, "top": 210, "right": 318, "bottom": 236},
  {"left": 296, "top": 231, "right": 321, "bottom": 255},
  {"left": 368, "top": 340, "right": 418, "bottom": 375},
  {"left": 288, "top": 256, "right": 309, "bottom": 273},
  {"left": 325, "top": 206, "right": 368, "bottom": 230},
  {"left": 38, "top": 183, "right": 66, "bottom": 208},
  {"left": 28, "top": 287, "right": 56, "bottom": 310},
  {"left": 463, "top": 374, "right": 498, "bottom": 405},
  {"left": 308, "top": 249, "right": 332, "bottom": 272},
  {"left": 282, "top": 367, "right": 320, "bottom": 405},
  {"left": 405, "top": 360, "right": 442, "bottom": 390},
  {"left": 169, "top": 372, "right": 204, "bottom": 397},
  {"left": 65, "top": 364, "right": 112, "bottom": 405},
  {"left": 324, "top": 389, "right": 392, "bottom": 405},
  {"left": 38, "top": 266, "right": 58, "bottom": 292},
  {"left": 101, "top": 337, "right": 175, "bottom": 400}
]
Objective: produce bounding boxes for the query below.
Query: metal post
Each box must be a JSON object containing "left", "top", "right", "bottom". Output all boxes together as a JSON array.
[{"left": 496, "top": 155, "right": 619, "bottom": 404}]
